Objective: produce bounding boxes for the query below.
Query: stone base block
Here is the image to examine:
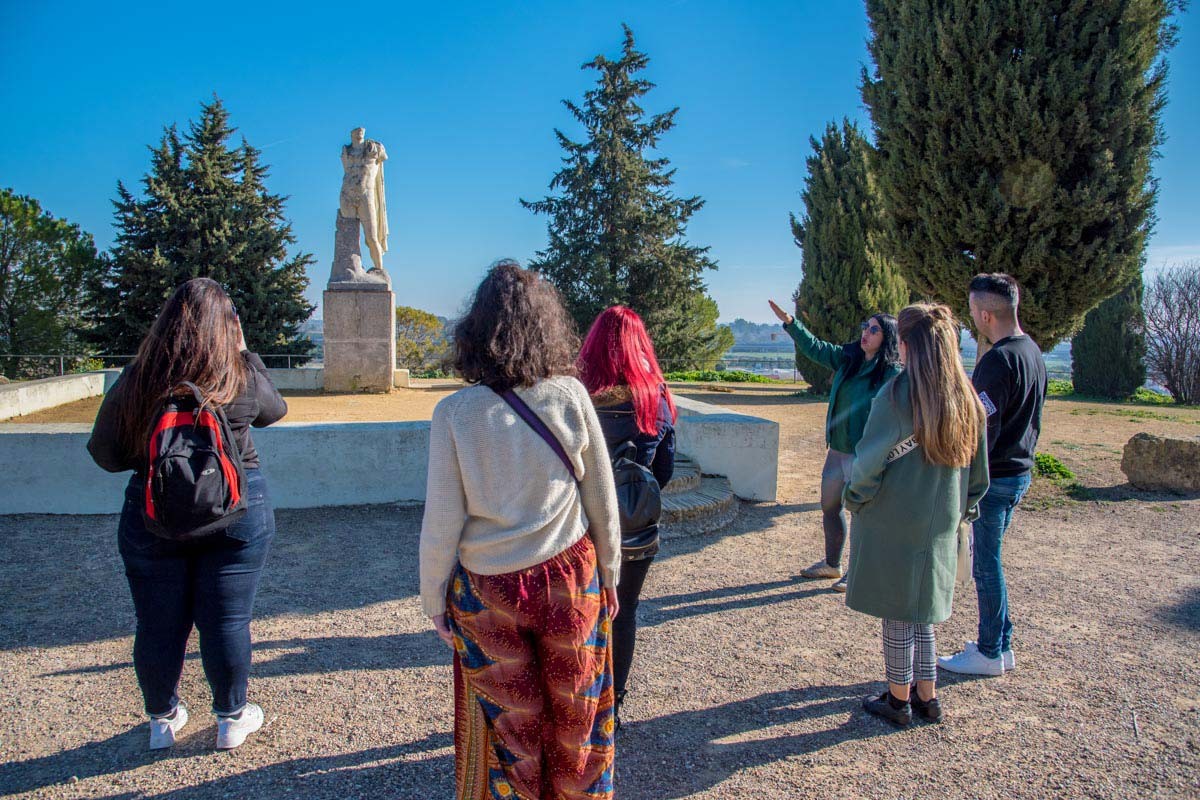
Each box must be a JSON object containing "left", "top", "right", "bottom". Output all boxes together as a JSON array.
[{"left": 323, "top": 289, "right": 396, "bottom": 392}]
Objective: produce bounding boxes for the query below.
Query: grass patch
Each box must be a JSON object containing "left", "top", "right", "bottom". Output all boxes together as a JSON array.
[
  {"left": 1034, "top": 452, "right": 1076, "bottom": 482},
  {"left": 1067, "top": 407, "right": 1198, "bottom": 425}
]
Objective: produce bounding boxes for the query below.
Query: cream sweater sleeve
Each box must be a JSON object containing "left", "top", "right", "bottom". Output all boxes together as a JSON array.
[
  {"left": 573, "top": 382, "right": 623, "bottom": 589},
  {"left": 419, "top": 398, "right": 467, "bottom": 617}
]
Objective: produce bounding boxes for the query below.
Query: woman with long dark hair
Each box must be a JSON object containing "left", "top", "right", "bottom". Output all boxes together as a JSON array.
[
  {"left": 419, "top": 260, "right": 621, "bottom": 800},
  {"left": 88, "top": 277, "right": 286, "bottom": 750},
  {"left": 843, "top": 303, "right": 989, "bottom": 725},
  {"left": 577, "top": 305, "right": 676, "bottom": 730},
  {"left": 768, "top": 300, "right": 901, "bottom": 591}
]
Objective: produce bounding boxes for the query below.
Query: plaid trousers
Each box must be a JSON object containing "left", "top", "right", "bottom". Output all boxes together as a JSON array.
[{"left": 882, "top": 618, "right": 937, "bottom": 685}]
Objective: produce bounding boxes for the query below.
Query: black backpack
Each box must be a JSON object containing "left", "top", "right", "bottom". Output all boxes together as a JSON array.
[
  {"left": 611, "top": 441, "right": 662, "bottom": 559},
  {"left": 142, "top": 382, "right": 248, "bottom": 540}
]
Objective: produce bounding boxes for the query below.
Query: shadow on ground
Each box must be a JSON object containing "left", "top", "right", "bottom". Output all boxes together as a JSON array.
[
  {"left": 2, "top": 684, "right": 901, "bottom": 800},
  {"left": 0, "top": 504, "right": 424, "bottom": 651},
  {"left": 618, "top": 682, "right": 904, "bottom": 800},
  {"left": 42, "top": 630, "right": 447, "bottom": 680},
  {"left": 1157, "top": 585, "right": 1200, "bottom": 631},
  {"left": 1068, "top": 482, "right": 1200, "bottom": 502},
  {"left": 0, "top": 730, "right": 454, "bottom": 799}
]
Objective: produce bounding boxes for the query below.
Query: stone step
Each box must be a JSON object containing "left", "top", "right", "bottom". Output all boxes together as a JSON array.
[
  {"left": 662, "top": 454, "right": 700, "bottom": 494},
  {"left": 660, "top": 475, "right": 740, "bottom": 539}
]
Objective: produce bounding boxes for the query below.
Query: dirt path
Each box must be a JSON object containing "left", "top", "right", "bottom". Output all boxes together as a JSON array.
[{"left": 1, "top": 385, "right": 1197, "bottom": 798}]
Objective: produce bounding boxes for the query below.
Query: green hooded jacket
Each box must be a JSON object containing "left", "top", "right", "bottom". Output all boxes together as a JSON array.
[
  {"left": 783, "top": 319, "right": 901, "bottom": 454},
  {"left": 843, "top": 372, "right": 990, "bottom": 624}
]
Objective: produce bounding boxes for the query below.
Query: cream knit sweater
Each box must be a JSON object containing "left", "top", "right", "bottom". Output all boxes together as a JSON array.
[{"left": 418, "top": 376, "right": 621, "bottom": 617}]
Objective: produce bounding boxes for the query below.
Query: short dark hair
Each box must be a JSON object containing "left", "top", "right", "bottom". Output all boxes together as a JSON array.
[
  {"left": 969, "top": 273, "right": 1020, "bottom": 308},
  {"left": 452, "top": 259, "right": 579, "bottom": 391}
]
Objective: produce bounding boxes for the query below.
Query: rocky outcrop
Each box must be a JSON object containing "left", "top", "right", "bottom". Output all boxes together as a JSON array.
[{"left": 1121, "top": 433, "right": 1200, "bottom": 494}]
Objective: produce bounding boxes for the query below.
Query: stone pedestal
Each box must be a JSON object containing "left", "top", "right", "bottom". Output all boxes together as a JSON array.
[{"left": 322, "top": 288, "right": 396, "bottom": 392}]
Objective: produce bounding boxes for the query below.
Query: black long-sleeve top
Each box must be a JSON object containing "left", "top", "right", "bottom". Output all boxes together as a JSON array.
[
  {"left": 590, "top": 385, "right": 676, "bottom": 487},
  {"left": 87, "top": 351, "right": 287, "bottom": 474}
]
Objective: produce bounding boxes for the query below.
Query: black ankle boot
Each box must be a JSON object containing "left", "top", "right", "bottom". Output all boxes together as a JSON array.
[
  {"left": 613, "top": 690, "right": 626, "bottom": 733},
  {"left": 863, "top": 690, "right": 912, "bottom": 726},
  {"left": 909, "top": 686, "right": 943, "bottom": 723}
]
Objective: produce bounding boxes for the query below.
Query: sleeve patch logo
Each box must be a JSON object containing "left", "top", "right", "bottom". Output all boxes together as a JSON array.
[
  {"left": 979, "top": 391, "right": 998, "bottom": 417},
  {"left": 886, "top": 435, "right": 919, "bottom": 464}
]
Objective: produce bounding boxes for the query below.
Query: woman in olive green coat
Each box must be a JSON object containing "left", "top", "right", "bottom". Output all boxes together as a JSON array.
[
  {"left": 844, "top": 304, "right": 989, "bottom": 727},
  {"left": 768, "top": 300, "right": 902, "bottom": 591}
]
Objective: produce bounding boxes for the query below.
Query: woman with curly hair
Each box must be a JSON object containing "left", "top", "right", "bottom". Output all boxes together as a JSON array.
[{"left": 419, "top": 260, "right": 621, "bottom": 799}]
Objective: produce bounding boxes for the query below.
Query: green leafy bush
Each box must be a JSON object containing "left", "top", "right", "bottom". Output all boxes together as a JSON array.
[
  {"left": 1034, "top": 452, "right": 1075, "bottom": 482},
  {"left": 1047, "top": 379, "right": 1074, "bottom": 396},
  {"left": 70, "top": 357, "right": 106, "bottom": 374},
  {"left": 1131, "top": 387, "right": 1175, "bottom": 405},
  {"left": 665, "top": 370, "right": 775, "bottom": 384}
]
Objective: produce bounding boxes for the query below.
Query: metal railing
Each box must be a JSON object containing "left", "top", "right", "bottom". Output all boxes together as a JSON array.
[{"left": 0, "top": 353, "right": 321, "bottom": 377}]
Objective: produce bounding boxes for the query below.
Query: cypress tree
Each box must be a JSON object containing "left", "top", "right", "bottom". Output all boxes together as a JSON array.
[
  {"left": 861, "top": 1, "right": 1182, "bottom": 347},
  {"left": 791, "top": 119, "right": 908, "bottom": 392},
  {"left": 522, "top": 26, "right": 733, "bottom": 369},
  {"left": 90, "top": 98, "right": 314, "bottom": 361},
  {"left": 1071, "top": 274, "right": 1146, "bottom": 398}
]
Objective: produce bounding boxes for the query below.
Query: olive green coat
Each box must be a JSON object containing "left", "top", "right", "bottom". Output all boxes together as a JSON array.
[
  {"left": 843, "top": 372, "right": 990, "bottom": 624},
  {"left": 783, "top": 319, "right": 901, "bottom": 454}
]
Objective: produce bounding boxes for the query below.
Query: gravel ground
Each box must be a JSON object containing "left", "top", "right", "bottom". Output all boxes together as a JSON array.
[{"left": 1, "top": 389, "right": 1198, "bottom": 799}]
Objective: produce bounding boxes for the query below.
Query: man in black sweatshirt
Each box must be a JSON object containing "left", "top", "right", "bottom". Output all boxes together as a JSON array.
[{"left": 940, "top": 273, "right": 1047, "bottom": 677}]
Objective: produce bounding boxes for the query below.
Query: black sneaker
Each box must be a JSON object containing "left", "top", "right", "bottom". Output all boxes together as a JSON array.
[
  {"left": 909, "top": 687, "right": 943, "bottom": 723},
  {"left": 863, "top": 691, "right": 912, "bottom": 726}
]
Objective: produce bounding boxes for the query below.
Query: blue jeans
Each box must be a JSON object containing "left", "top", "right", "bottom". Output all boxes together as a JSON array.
[
  {"left": 118, "top": 469, "right": 275, "bottom": 716},
  {"left": 971, "top": 473, "right": 1031, "bottom": 659}
]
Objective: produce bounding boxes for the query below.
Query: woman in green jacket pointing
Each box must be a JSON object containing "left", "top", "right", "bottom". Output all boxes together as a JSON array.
[
  {"left": 844, "top": 303, "right": 989, "bottom": 726},
  {"left": 768, "top": 299, "right": 901, "bottom": 591}
]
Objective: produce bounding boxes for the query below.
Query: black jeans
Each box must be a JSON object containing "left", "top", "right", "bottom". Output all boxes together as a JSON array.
[
  {"left": 118, "top": 469, "right": 275, "bottom": 716},
  {"left": 612, "top": 554, "right": 654, "bottom": 698}
]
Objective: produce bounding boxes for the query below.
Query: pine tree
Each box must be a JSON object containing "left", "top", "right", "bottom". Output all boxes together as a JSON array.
[
  {"left": 861, "top": 1, "right": 1182, "bottom": 347},
  {"left": 1071, "top": 274, "right": 1146, "bottom": 398},
  {"left": 522, "top": 26, "right": 733, "bottom": 369},
  {"left": 89, "top": 98, "right": 314, "bottom": 362},
  {"left": 790, "top": 120, "right": 908, "bottom": 393}
]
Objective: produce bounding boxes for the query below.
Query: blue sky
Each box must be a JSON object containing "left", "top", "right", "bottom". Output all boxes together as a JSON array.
[{"left": 1, "top": 1, "right": 1197, "bottom": 324}]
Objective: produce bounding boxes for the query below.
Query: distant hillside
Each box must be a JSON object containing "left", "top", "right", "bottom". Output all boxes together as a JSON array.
[{"left": 723, "top": 319, "right": 781, "bottom": 345}]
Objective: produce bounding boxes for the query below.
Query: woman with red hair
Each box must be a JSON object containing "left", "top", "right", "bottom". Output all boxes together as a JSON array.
[{"left": 578, "top": 305, "right": 677, "bottom": 730}]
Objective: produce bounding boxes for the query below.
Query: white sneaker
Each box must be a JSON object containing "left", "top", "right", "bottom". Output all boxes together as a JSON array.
[
  {"left": 801, "top": 560, "right": 842, "bottom": 579},
  {"left": 831, "top": 575, "right": 848, "bottom": 593},
  {"left": 959, "top": 640, "right": 1016, "bottom": 671},
  {"left": 938, "top": 643, "right": 1004, "bottom": 676},
  {"left": 215, "top": 702, "right": 264, "bottom": 750},
  {"left": 149, "top": 704, "right": 188, "bottom": 750}
]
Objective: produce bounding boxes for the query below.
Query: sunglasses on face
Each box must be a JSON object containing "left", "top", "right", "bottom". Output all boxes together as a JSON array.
[{"left": 860, "top": 321, "right": 882, "bottom": 335}]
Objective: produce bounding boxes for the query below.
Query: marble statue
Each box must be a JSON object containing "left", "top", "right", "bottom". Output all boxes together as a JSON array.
[{"left": 329, "top": 127, "right": 391, "bottom": 289}]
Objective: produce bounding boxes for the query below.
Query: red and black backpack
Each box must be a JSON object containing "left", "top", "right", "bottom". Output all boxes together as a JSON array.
[{"left": 142, "top": 382, "right": 248, "bottom": 540}]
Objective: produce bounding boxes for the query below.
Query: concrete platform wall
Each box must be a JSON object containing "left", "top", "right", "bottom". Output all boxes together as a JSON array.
[
  {"left": 0, "top": 394, "right": 778, "bottom": 514},
  {"left": 0, "top": 421, "right": 431, "bottom": 515},
  {"left": 0, "top": 373, "right": 110, "bottom": 421},
  {"left": 675, "top": 397, "right": 779, "bottom": 501}
]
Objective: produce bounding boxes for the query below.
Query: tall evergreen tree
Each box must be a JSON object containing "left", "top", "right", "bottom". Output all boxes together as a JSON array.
[
  {"left": 0, "top": 189, "right": 105, "bottom": 378},
  {"left": 790, "top": 119, "right": 908, "bottom": 392},
  {"left": 522, "top": 26, "right": 732, "bottom": 369},
  {"left": 861, "top": 1, "right": 1182, "bottom": 347},
  {"left": 1071, "top": 273, "right": 1146, "bottom": 398},
  {"left": 89, "top": 98, "right": 314, "bottom": 361}
]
